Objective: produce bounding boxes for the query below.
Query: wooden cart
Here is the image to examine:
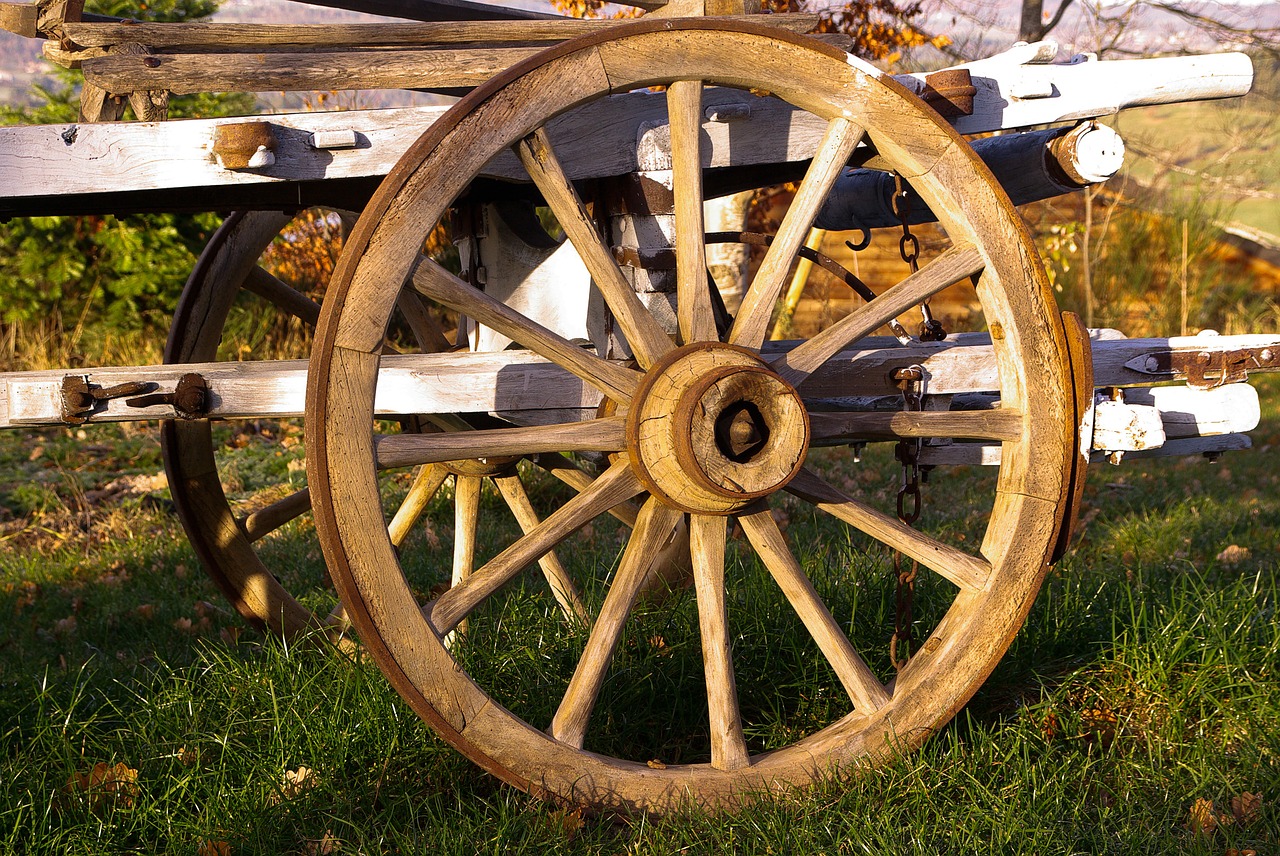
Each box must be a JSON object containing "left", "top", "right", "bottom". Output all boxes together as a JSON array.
[{"left": 0, "top": 0, "right": 1270, "bottom": 813}]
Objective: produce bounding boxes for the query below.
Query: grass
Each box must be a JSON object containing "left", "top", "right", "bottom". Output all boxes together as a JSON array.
[{"left": 0, "top": 390, "right": 1278, "bottom": 853}]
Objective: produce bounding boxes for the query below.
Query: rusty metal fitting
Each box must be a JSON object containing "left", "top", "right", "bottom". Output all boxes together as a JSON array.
[{"left": 212, "top": 121, "right": 278, "bottom": 170}]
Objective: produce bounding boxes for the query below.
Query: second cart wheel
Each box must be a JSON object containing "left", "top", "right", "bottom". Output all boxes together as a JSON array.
[
  {"left": 308, "top": 20, "right": 1074, "bottom": 812},
  {"left": 162, "top": 209, "right": 592, "bottom": 637}
]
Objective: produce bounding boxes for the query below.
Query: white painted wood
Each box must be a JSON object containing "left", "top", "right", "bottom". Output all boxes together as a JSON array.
[
  {"left": 0, "top": 47, "right": 1251, "bottom": 209},
  {"left": 895, "top": 43, "right": 1254, "bottom": 135},
  {"left": 5, "top": 332, "right": 1277, "bottom": 429},
  {"left": 1, "top": 350, "right": 597, "bottom": 427},
  {"left": 1091, "top": 397, "right": 1166, "bottom": 452},
  {"left": 0, "top": 89, "right": 830, "bottom": 206},
  {"left": 1124, "top": 384, "right": 1260, "bottom": 438}
]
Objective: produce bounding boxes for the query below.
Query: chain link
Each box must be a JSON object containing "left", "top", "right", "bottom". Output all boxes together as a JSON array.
[
  {"left": 890, "top": 173, "right": 947, "bottom": 343},
  {"left": 890, "top": 365, "right": 925, "bottom": 671}
]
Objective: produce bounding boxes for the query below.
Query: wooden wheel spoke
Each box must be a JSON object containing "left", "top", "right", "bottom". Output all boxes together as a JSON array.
[
  {"left": 533, "top": 452, "right": 640, "bottom": 528},
  {"left": 387, "top": 464, "right": 449, "bottom": 548},
  {"left": 452, "top": 475, "right": 482, "bottom": 590},
  {"left": 515, "top": 129, "right": 673, "bottom": 369},
  {"left": 739, "top": 507, "right": 889, "bottom": 712},
  {"left": 243, "top": 265, "right": 322, "bottom": 327},
  {"left": 395, "top": 284, "right": 453, "bottom": 353},
  {"left": 808, "top": 409, "right": 1023, "bottom": 444},
  {"left": 772, "top": 243, "right": 985, "bottom": 386},
  {"left": 729, "top": 117, "right": 865, "bottom": 350},
  {"left": 550, "top": 498, "right": 682, "bottom": 748},
  {"left": 668, "top": 79, "right": 716, "bottom": 345},
  {"left": 375, "top": 417, "right": 626, "bottom": 470},
  {"left": 690, "top": 513, "right": 749, "bottom": 770},
  {"left": 786, "top": 469, "right": 991, "bottom": 591},
  {"left": 429, "top": 459, "right": 642, "bottom": 635},
  {"left": 239, "top": 487, "right": 311, "bottom": 543},
  {"left": 494, "top": 473, "right": 590, "bottom": 624},
  {"left": 409, "top": 256, "right": 640, "bottom": 402}
]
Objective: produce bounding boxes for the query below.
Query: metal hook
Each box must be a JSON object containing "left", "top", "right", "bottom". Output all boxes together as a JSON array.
[{"left": 844, "top": 227, "right": 872, "bottom": 252}]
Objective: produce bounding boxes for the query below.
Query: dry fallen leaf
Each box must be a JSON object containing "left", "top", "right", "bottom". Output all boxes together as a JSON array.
[
  {"left": 220, "top": 626, "right": 242, "bottom": 647},
  {"left": 546, "top": 809, "right": 584, "bottom": 842},
  {"left": 646, "top": 759, "right": 666, "bottom": 770},
  {"left": 648, "top": 635, "right": 671, "bottom": 656},
  {"left": 196, "top": 839, "right": 231, "bottom": 856},
  {"left": 1216, "top": 544, "right": 1251, "bottom": 565},
  {"left": 1188, "top": 798, "right": 1219, "bottom": 836},
  {"left": 302, "top": 830, "right": 341, "bottom": 855},
  {"left": 172, "top": 617, "right": 194, "bottom": 634},
  {"left": 63, "top": 761, "right": 140, "bottom": 812},
  {"left": 133, "top": 604, "right": 155, "bottom": 620},
  {"left": 276, "top": 766, "right": 319, "bottom": 802},
  {"left": 1231, "top": 791, "right": 1262, "bottom": 826},
  {"left": 53, "top": 616, "right": 77, "bottom": 637}
]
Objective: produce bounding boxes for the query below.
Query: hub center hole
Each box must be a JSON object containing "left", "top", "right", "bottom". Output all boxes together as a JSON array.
[{"left": 715, "top": 401, "right": 769, "bottom": 462}]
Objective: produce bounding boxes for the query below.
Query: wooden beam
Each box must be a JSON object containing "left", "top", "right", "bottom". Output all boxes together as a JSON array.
[
  {"left": 6, "top": 333, "right": 1280, "bottom": 430},
  {"left": 0, "top": 2, "right": 38, "bottom": 38},
  {"left": 82, "top": 46, "right": 549, "bottom": 95},
  {"left": 63, "top": 16, "right": 817, "bottom": 49},
  {"left": 0, "top": 90, "right": 833, "bottom": 216},
  {"left": 285, "top": 0, "right": 562, "bottom": 23}
]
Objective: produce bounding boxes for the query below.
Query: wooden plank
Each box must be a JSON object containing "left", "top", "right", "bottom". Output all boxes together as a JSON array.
[
  {"left": 5, "top": 333, "right": 1280, "bottom": 429},
  {"left": 0, "top": 89, "right": 832, "bottom": 215},
  {"left": 82, "top": 46, "right": 549, "bottom": 95},
  {"left": 0, "top": 349, "right": 598, "bottom": 427},
  {"left": 63, "top": 15, "right": 818, "bottom": 48},
  {"left": 0, "top": 2, "right": 38, "bottom": 37},
  {"left": 285, "top": 0, "right": 561, "bottom": 23}
]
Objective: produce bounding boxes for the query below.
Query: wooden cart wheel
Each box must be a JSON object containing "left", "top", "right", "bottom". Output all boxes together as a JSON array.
[
  {"left": 161, "top": 209, "right": 592, "bottom": 637},
  {"left": 307, "top": 20, "right": 1074, "bottom": 812}
]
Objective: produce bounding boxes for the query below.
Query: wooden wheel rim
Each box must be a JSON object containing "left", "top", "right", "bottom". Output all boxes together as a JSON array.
[
  {"left": 307, "top": 20, "right": 1072, "bottom": 812},
  {"left": 162, "top": 210, "right": 317, "bottom": 636}
]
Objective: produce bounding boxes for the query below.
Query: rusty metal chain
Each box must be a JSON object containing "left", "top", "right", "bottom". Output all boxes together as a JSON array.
[
  {"left": 890, "top": 365, "right": 925, "bottom": 671},
  {"left": 891, "top": 173, "right": 947, "bottom": 343}
]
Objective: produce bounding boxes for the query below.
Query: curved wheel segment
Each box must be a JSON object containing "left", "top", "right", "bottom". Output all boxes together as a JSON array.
[
  {"left": 162, "top": 210, "right": 596, "bottom": 638},
  {"left": 307, "top": 20, "right": 1073, "bottom": 813}
]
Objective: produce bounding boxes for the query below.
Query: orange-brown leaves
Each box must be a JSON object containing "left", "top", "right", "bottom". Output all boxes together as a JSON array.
[
  {"left": 1186, "top": 792, "right": 1265, "bottom": 841},
  {"left": 62, "top": 761, "right": 140, "bottom": 813}
]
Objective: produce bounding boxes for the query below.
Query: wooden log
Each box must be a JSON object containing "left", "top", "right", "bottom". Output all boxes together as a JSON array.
[
  {"left": 815, "top": 124, "right": 1124, "bottom": 231},
  {"left": 62, "top": 15, "right": 818, "bottom": 49},
  {"left": 82, "top": 46, "right": 549, "bottom": 95}
]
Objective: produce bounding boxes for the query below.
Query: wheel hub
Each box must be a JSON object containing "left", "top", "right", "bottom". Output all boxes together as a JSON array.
[{"left": 627, "top": 344, "right": 810, "bottom": 514}]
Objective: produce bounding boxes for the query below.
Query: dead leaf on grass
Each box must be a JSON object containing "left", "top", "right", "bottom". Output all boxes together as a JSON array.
[
  {"left": 1231, "top": 791, "right": 1262, "bottom": 826},
  {"left": 1186, "top": 798, "right": 1235, "bottom": 837},
  {"left": 63, "top": 761, "right": 140, "bottom": 812},
  {"left": 271, "top": 766, "right": 319, "bottom": 804},
  {"left": 53, "top": 616, "right": 77, "bottom": 636},
  {"left": 545, "top": 808, "right": 584, "bottom": 842},
  {"left": 302, "top": 831, "right": 341, "bottom": 855},
  {"left": 196, "top": 839, "right": 231, "bottom": 856},
  {"left": 1216, "top": 544, "right": 1251, "bottom": 565}
]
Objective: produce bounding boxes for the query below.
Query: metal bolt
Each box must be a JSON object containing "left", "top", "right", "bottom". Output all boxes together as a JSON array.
[
  {"left": 143, "top": 56, "right": 161, "bottom": 68},
  {"left": 1261, "top": 349, "right": 1274, "bottom": 363},
  {"left": 1144, "top": 356, "right": 1160, "bottom": 372}
]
